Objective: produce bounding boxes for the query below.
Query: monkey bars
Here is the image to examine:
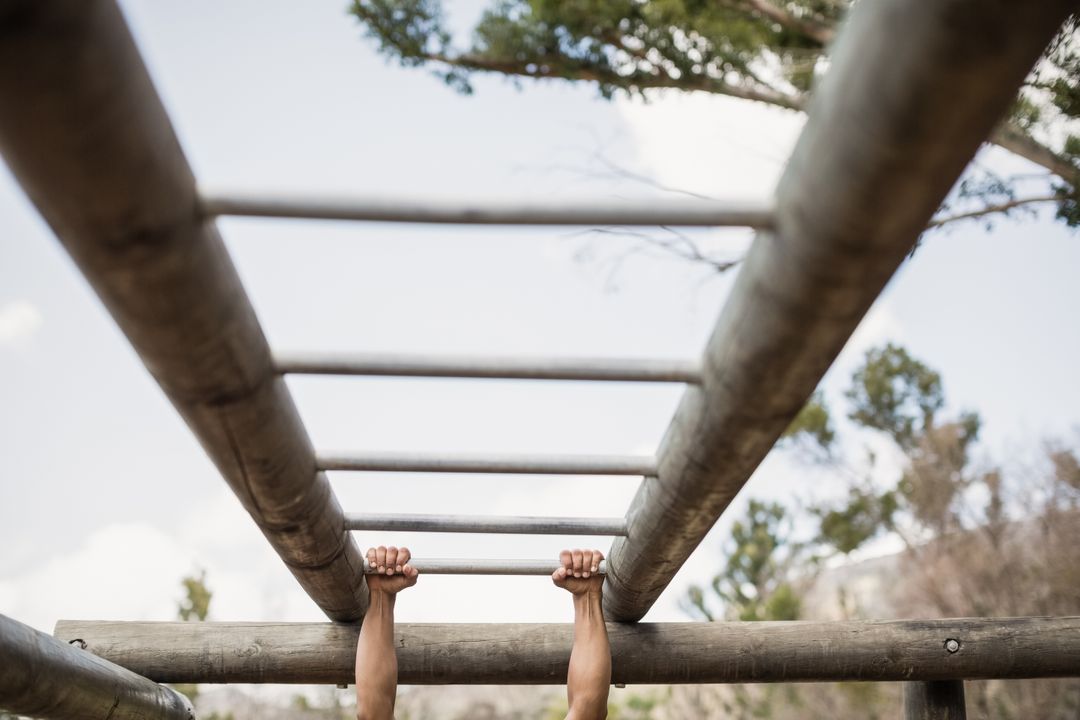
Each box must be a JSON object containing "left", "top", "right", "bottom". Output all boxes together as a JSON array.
[
  {"left": 274, "top": 352, "right": 703, "bottom": 383},
  {"left": 201, "top": 191, "right": 775, "bottom": 228},
  {"left": 1, "top": 0, "right": 1078, "bottom": 716},
  {"left": 361, "top": 558, "right": 610, "bottom": 575},
  {"left": 317, "top": 451, "right": 657, "bottom": 476},
  {"left": 345, "top": 513, "right": 628, "bottom": 536}
]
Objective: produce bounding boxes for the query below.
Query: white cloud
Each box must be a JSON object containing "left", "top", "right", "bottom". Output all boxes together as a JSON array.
[
  {"left": 615, "top": 90, "right": 805, "bottom": 201},
  {"left": 0, "top": 490, "right": 317, "bottom": 633},
  {"left": 0, "top": 300, "right": 42, "bottom": 345},
  {"left": 0, "top": 522, "right": 193, "bottom": 632}
]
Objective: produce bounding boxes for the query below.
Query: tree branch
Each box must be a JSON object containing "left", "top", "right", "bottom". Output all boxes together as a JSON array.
[
  {"left": 423, "top": 52, "right": 807, "bottom": 111},
  {"left": 431, "top": 53, "right": 1074, "bottom": 189},
  {"left": 575, "top": 227, "right": 743, "bottom": 274},
  {"left": 927, "top": 194, "right": 1062, "bottom": 228},
  {"left": 743, "top": 0, "right": 837, "bottom": 45},
  {"left": 990, "top": 122, "right": 1079, "bottom": 183}
]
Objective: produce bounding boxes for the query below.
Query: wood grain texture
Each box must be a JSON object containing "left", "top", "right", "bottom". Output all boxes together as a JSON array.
[
  {"left": 602, "top": 0, "right": 1079, "bottom": 622},
  {"left": 905, "top": 681, "right": 967, "bottom": 720},
  {"left": 55, "top": 617, "right": 1080, "bottom": 685},
  {"left": 0, "top": 0, "right": 366, "bottom": 621},
  {"left": 1, "top": 613, "right": 193, "bottom": 720}
]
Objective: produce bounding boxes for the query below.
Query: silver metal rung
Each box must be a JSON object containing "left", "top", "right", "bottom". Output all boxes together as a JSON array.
[
  {"left": 361, "top": 558, "right": 608, "bottom": 575},
  {"left": 318, "top": 452, "right": 657, "bottom": 476},
  {"left": 345, "top": 513, "right": 628, "bottom": 536},
  {"left": 199, "top": 190, "right": 775, "bottom": 228},
  {"left": 275, "top": 352, "right": 702, "bottom": 384}
]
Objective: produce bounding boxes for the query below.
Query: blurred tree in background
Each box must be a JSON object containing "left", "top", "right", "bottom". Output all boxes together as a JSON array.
[
  {"left": 172, "top": 570, "right": 217, "bottom": 710},
  {"left": 675, "top": 343, "right": 1080, "bottom": 719}
]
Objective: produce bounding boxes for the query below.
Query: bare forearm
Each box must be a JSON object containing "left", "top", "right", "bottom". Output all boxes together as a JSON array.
[
  {"left": 567, "top": 591, "right": 610, "bottom": 719},
  {"left": 355, "top": 591, "right": 398, "bottom": 720}
]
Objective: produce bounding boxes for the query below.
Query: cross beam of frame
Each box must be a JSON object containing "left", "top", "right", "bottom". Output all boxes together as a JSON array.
[
  {"left": 54, "top": 617, "right": 1080, "bottom": 686},
  {"left": 599, "top": 0, "right": 1080, "bottom": 622},
  {"left": 0, "top": 0, "right": 367, "bottom": 622},
  {"left": 0, "top": 613, "right": 193, "bottom": 720}
]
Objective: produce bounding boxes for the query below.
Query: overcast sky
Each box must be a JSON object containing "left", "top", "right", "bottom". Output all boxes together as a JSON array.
[{"left": 2, "top": 0, "right": 1078, "bottom": 658}]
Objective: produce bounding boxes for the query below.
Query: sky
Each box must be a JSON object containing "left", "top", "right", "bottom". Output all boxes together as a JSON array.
[{"left": 1, "top": 0, "right": 1078, "bottom": 670}]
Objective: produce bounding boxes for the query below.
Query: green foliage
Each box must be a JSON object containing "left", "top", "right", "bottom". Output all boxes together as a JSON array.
[
  {"left": 782, "top": 390, "right": 835, "bottom": 453},
  {"left": 687, "top": 500, "right": 802, "bottom": 622},
  {"left": 845, "top": 343, "right": 944, "bottom": 449},
  {"left": 1054, "top": 175, "right": 1080, "bottom": 227},
  {"left": 179, "top": 570, "right": 212, "bottom": 622},
  {"left": 814, "top": 345, "right": 985, "bottom": 550},
  {"left": 349, "top": 0, "right": 836, "bottom": 103},
  {"left": 814, "top": 484, "right": 898, "bottom": 554},
  {"left": 173, "top": 570, "right": 213, "bottom": 702},
  {"left": 682, "top": 341, "right": 1080, "bottom": 717},
  {"left": 348, "top": 2, "right": 1079, "bottom": 232},
  {"left": 349, "top": 0, "right": 450, "bottom": 66}
]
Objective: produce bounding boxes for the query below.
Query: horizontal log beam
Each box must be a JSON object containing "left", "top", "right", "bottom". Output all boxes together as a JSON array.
[
  {"left": 0, "top": 0, "right": 366, "bottom": 621},
  {"left": 54, "top": 617, "right": 1080, "bottom": 685},
  {"left": 0, "top": 613, "right": 192, "bottom": 720},
  {"left": 200, "top": 192, "right": 775, "bottom": 228},
  {"left": 319, "top": 452, "right": 657, "bottom": 476},
  {"left": 275, "top": 352, "right": 702, "bottom": 384},
  {"left": 345, "top": 513, "right": 628, "bottom": 535},
  {"left": 602, "top": 0, "right": 1080, "bottom": 621}
]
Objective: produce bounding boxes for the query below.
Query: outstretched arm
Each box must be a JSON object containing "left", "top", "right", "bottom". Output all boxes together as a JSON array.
[
  {"left": 553, "top": 549, "right": 611, "bottom": 720},
  {"left": 355, "top": 545, "right": 418, "bottom": 720}
]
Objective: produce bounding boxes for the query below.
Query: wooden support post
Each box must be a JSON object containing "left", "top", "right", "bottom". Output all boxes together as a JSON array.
[
  {"left": 54, "top": 616, "right": 1080, "bottom": 686},
  {"left": 905, "top": 681, "right": 967, "bottom": 720},
  {"left": 601, "top": 0, "right": 1080, "bottom": 622},
  {"left": 0, "top": 613, "right": 193, "bottom": 720},
  {"left": 0, "top": 0, "right": 367, "bottom": 621}
]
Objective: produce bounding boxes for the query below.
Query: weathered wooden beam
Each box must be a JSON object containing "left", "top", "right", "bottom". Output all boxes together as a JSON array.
[
  {"left": 0, "top": 613, "right": 193, "bottom": 720},
  {"left": 601, "top": 0, "right": 1080, "bottom": 622},
  {"left": 0, "top": 0, "right": 367, "bottom": 622},
  {"left": 905, "top": 680, "right": 967, "bottom": 720},
  {"left": 54, "top": 617, "right": 1080, "bottom": 685}
]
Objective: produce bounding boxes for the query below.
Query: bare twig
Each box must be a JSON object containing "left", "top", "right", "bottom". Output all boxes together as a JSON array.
[
  {"left": 991, "top": 123, "right": 1080, "bottom": 183},
  {"left": 575, "top": 226, "right": 744, "bottom": 273},
  {"left": 927, "top": 194, "right": 1062, "bottom": 228}
]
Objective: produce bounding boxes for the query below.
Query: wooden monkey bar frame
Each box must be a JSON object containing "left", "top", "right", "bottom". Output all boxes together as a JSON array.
[
  {"left": 1, "top": 0, "right": 1078, "bottom": 717},
  {"left": 52, "top": 616, "right": 1080, "bottom": 686}
]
